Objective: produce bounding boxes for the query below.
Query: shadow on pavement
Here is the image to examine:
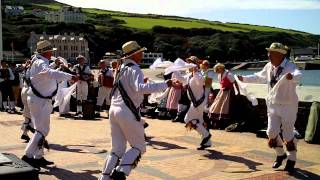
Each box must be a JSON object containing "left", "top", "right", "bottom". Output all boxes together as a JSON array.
[
  {"left": 289, "top": 168, "right": 320, "bottom": 180},
  {"left": 50, "top": 144, "right": 95, "bottom": 153},
  {"left": 41, "top": 167, "right": 99, "bottom": 180},
  {"left": 203, "top": 150, "right": 263, "bottom": 172},
  {"left": 146, "top": 136, "right": 188, "bottom": 150}
]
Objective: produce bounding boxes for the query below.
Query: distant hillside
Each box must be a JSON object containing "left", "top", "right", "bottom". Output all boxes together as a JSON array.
[
  {"left": 2, "top": 0, "right": 319, "bottom": 64},
  {"left": 15, "top": 0, "right": 308, "bottom": 35}
]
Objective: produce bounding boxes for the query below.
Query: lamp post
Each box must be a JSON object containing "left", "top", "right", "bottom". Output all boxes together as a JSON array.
[
  {"left": 0, "top": 0, "right": 3, "bottom": 62},
  {"left": 318, "top": 39, "right": 320, "bottom": 58}
]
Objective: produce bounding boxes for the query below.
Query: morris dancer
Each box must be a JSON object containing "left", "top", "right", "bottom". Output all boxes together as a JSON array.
[
  {"left": 99, "top": 41, "right": 172, "bottom": 180},
  {"left": 175, "top": 56, "right": 212, "bottom": 150},
  {"left": 22, "top": 40, "right": 78, "bottom": 169},
  {"left": 238, "top": 42, "right": 302, "bottom": 173}
]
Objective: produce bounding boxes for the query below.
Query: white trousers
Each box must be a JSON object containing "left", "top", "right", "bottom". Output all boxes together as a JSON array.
[
  {"left": 266, "top": 102, "right": 298, "bottom": 161},
  {"left": 96, "top": 86, "right": 112, "bottom": 106},
  {"left": 101, "top": 104, "right": 146, "bottom": 177},
  {"left": 21, "top": 87, "right": 31, "bottom": 119},
  {"left": 21, "top": 87, "right": 33, "bottom": 134},
  {"left": 76, "top": 81, "right": 88, "bottom": 101},
  {"left": 25, "top": 94, "right": 52, "bottom": 159},
  {"left": 185, "top": 102, "right": 211, "bottom": 146}
]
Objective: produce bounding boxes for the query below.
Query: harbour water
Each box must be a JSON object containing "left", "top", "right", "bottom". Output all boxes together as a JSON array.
[{"left": 231, "top": 70, "right": 320, "bottom": 86}]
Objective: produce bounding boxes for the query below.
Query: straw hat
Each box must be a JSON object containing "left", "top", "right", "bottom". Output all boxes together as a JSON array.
[
  {"left": 266, "top": 42, "right": 287, "bottom": 55},
  {"left": 122, "top": 41, "right": 147, "bottom": 57},
  {"left": 76, "top": 54, "right": 86, "bottom": 61},
  {"left": 213, "top": 63, "right": 225, "bottom": 73},
  {"left": 186, "top": 56, "right": 200, "bottom": 64},
  {"left": 35, "top": 40, "right": 57, "bottom": 54}
]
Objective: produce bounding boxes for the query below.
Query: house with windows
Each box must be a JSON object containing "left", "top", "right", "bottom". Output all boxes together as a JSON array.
[
  {"left": 45, "top": 5, "right": 85, "bottom": 24},
  {"left": 27, "top": 32, "right": 89, "bottom": 62}
]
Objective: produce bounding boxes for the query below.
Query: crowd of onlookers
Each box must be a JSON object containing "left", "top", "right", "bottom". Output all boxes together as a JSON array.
[{"left": 1, "top": 57, "right": 244, "bottom": 131}]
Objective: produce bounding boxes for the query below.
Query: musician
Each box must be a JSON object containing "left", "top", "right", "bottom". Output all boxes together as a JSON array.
[
  {"left": 95, "top": 60, "right": 116, "bottom": 117},
  {"left": 72, "top": 55, "right": 92, "bottom": 118}
]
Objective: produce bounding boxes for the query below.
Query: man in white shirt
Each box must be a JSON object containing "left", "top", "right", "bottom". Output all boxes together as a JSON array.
[
  {"left": 99, "top": 41, "right": 173, "bottom": 180},
  {"left": 175, "top": 56, "right": 212, "bottom": 150},
  {"left": 73, "top": 55, "right": 92, "bottom": 118},
  {"left": 21, "top": 40, "right": 78, "bottom": 169},
  {"left": 238, "top": 42, "right": 302, "bottom": 173},
  {"left": 95, "top": 60, "right": 116, "bottom": 117}
]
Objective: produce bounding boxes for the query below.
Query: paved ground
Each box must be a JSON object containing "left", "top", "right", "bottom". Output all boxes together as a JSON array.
[{"left": 0, "top": 111, "right": 320, "bottom": 180}]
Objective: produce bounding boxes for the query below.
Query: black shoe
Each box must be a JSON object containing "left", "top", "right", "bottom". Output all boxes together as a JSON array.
[
  {"left": 272, "top": 154, "right": 287, "bottom": 168},
  {"left": 95, "top": 112, "right": 101, "bottom": 117},
  {"left": 22, "top": 155, "right": 40, "bottom": 170},
  {"left": 197, "top": 134, "right": 212, "bottom": 150},
  {"left": 284, "top": 160, "right": 295, "bottom": 173},
  {"left": 200, "top": 134, "right": 212, "bottom": 146},
  {"left": 74, "top": 113, "right": 83, "bottom": 119},
  {"left": 110, "top": 170, "right": 126, "bottom": 180},
  {"left": 197, "top": 144, "right": 211, "bottom": 150},
  {"left": 21, "top": 134, "right": 30, "bottom": 142},
  {"left": 36, "top": 157, "right": 54, "bottom": 167}
]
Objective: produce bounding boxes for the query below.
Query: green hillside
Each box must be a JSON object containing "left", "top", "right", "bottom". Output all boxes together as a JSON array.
[
  {"left": 29, "top": 2, "right": 308, "bottom": 35},
  {"left": 3, "top": 0, "right": 319, "bottom": 64}
]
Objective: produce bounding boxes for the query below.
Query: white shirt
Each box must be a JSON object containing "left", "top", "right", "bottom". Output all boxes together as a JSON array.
[
  {"left": 111, "top": 59, "right": 168, "bottom": 108},
  {"left": 243, "top": 58, "right": 302, "bottom": 105},
  {"left": 28, "top": 55, "right": 73, "bottom": 97},
  {"left": 175, "top": 70, "right": 205, "bottom": 101}
]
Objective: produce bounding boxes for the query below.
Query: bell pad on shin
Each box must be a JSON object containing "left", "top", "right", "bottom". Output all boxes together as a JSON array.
[
  {"left": 268, "top": 138, "right": 277, "bottom": 148},
  {"left": 285, "top": 139, "right": 296, "bottom": 151},
  {"left": 185, "top": 119, "right": 199, "bottom": 131}
]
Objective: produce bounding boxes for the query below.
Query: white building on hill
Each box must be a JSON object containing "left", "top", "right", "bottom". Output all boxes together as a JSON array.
[
  {"left": 5, "top": 6, "right": 24, "bottom": 16},
  {"left": 45, "top": 6, "right": 85, "bottom": 24}
]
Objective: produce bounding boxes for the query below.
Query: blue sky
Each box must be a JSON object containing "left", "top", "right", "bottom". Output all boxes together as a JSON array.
[{"left": 56, "top": 0, "right": 320, "bottom": 34}]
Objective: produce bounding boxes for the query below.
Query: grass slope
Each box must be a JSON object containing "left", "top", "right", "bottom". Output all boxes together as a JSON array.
[{"left": 31, "top": 2, "right": 309, "bottom": 34}]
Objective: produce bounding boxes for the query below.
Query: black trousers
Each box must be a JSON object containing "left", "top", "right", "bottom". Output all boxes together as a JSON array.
[{"left": 0, "top": 81, "right": 14, "bottom": 102}]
